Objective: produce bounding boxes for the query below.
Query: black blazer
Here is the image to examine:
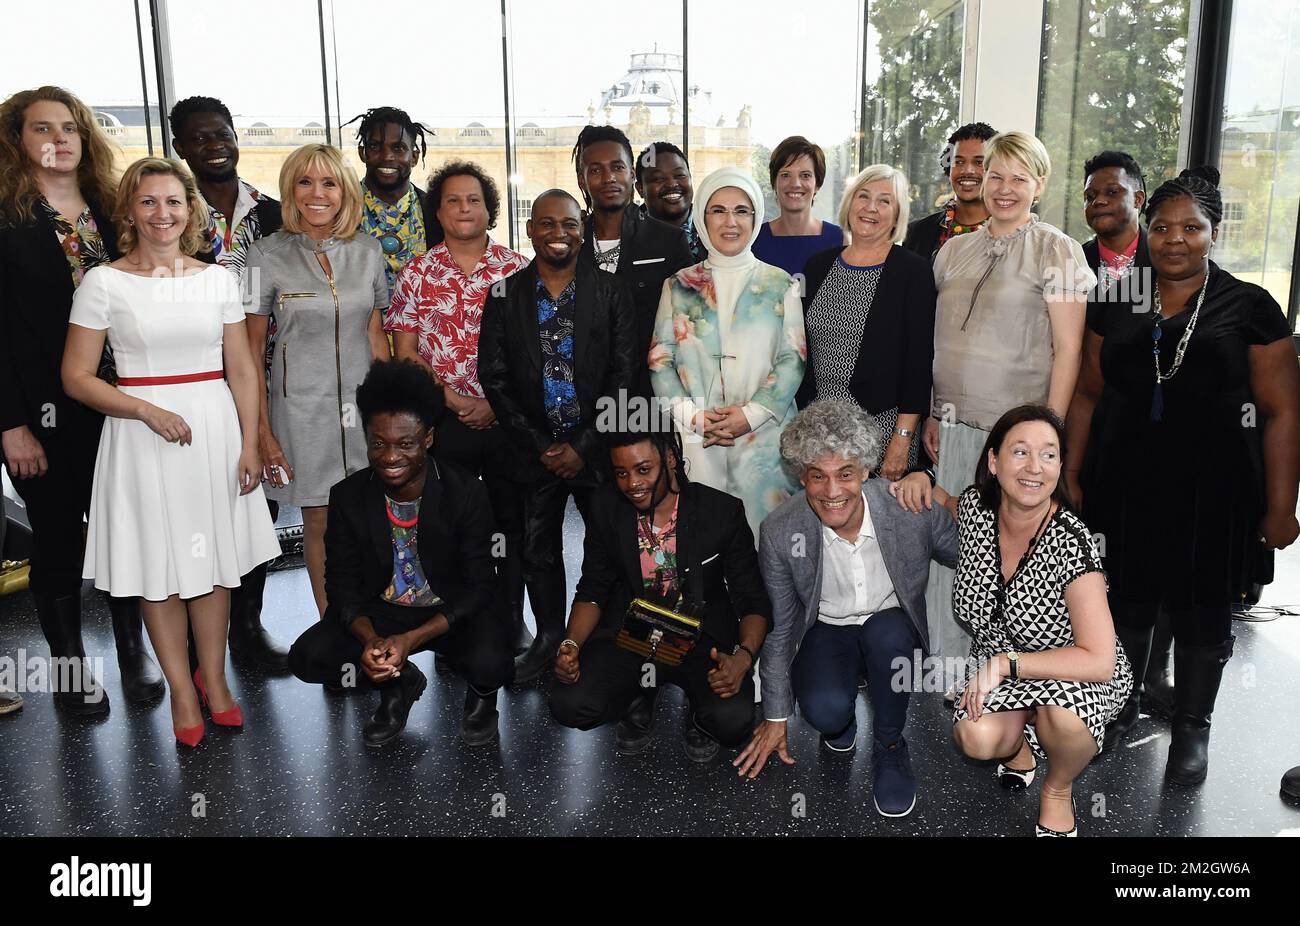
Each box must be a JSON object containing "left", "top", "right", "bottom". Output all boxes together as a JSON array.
[
  {"left": 580, "top": 202, "right": 695, "bottom": 392},
  {"left": 478, "top": 260, "right": 637, "bottom": 480},
  {"left": 573, "top": 481, "right": 772, "bottom": 647},
  {"left": 901, "top": 210, "right": 945, "bottom": 264},
  {"left": 0, "top": 197, "right": 119, "bottom": 436},
  {"left": 795, "top": 245, "right": 936, "bottom": 417},
  {"left": 322, "top": 460, "right": 497, "bottom": 632},
  {"left": 1081, "top": 225, "right": 1150, "bottom": 298},
  {"left": 193, "top": 191, "right": 283, "bottom": 266}
]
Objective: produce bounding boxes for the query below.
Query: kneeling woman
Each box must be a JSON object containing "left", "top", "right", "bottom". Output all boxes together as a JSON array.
[
  {"left": 893, "top": 405, "right": 1131, "bottom": 835},
  {"left": 550, "top": 429, "right": 770, "bottom": 762}
]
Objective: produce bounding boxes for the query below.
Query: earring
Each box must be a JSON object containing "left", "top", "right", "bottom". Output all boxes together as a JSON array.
[{"left": 128, "top": 218, "right": 135, "bottom": 225}]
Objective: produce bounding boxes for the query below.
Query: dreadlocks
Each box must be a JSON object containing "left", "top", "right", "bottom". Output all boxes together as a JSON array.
[
  {"left": 605, "top": 427, "right": 689, "bottom": 507},
  {"left": 571, "top": 124, "right": 634, "bottom": 208},
  {"left": 1144, "top": 165, "right": 1222, "bottom": 229},
  {"left": 346, "top": 106, "right": 428, "bottom": 164}
]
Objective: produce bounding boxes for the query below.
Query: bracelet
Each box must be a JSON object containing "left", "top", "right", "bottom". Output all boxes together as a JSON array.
[
  {"left": 734, "top": 643, "right": 756, "bottom": 667},
  {"left": 895, "top": 427, "right": 914, "bottom": 439},
  {"left": 558, "top": 639, "right": 579, "bottom": 654}
]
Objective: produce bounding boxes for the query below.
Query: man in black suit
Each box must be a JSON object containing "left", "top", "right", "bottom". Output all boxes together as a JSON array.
[
  {"left": 901, "top": 121, "right": 996, "bottom": 263},
  {"left": 572, "top": 125, "right": 694, "bottom": 396},
  {"left": 478, "top": 189, "right": 637, "bottom": 684},
  {"left": 171, "top": 95, "right": 290, "bottom": 670},
  {"left": 1080, "top": 150, "right": 1150, "bottom": 294},
  {"left": 287, "top": 360, "right": 513, "bottom": 747},
  {"left": 550, "top": 429, "right": 770, "bottom": 762}
]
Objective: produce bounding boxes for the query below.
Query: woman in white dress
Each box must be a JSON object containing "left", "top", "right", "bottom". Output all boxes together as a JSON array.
[{"left": 62, "top": 158, "right": 279, "bottom": 748}]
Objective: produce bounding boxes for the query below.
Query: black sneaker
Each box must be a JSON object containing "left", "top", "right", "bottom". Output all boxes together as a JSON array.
[{"left": 872, "top": 738, "right": 917, "bottom": 817}]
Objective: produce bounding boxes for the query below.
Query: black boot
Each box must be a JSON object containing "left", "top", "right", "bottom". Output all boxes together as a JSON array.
[
  {"left": 1166, "top": 636, "right": 1234, "bottom": 786},
  {"left": 461, "top": 686, "right": 500, "bottom": 746},
  {"left": 1143, "top": 611, "right": 1175, "bottom": 720},
  {"left": 615, "top": 687, "right": 659, "bottom": 755},
  {"left": 510, "top": 598, "right": 535, "bottom": 656},
  {"left": 1103, "top": 624, "right": 1152, "bottom": 751},
  {"left": 107, "top": 596, "right": 164, "bottom": 703},
  {"left": 362, "top": 662, "right": 428, "bottom": 748},
  {"left": 35, "top": 592, "right": 109, "bottom": 717},
  {"left": 682, "top": 712, "right": 720, "bottom": 763},
  {"left": 227, "top": 563, "right": 290, "bottom": 671}
]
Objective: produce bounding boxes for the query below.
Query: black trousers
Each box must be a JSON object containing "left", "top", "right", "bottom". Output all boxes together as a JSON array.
[
  {"left": 8, "top": 419, "right": 100, "bottom": 595},
  {"left": 550, "top": 635, "right": 755, "bottom": 747},
  {"left": 434, "top": 417, "right": 524, "bottom": 611},
  {"left": 1110, "top": 597, "right": 1232, "bottom": 648},
  {"left": 522, "top": 470, "right": 597, "bottom": 637},
  {"left": 287, "top": 599, "right": 514, "bottom": 695}
]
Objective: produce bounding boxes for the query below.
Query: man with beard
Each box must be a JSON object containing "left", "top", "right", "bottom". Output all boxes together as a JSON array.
[
  {"left": 349, "top": 106, "right": 436, "bottom": 297},
  {"left": 573, "top": 126, "right": 693, "bottom": 398},
  {"left": 287, "top": 360, "right": 513, "bottom": 747},
  {"left": 478, "top": 190, "right": 637, "bottom": 684},
  {"left": 902, "top": 122, "right": 997, "bottom": 263},
  {"left": 635, "top": 141, "right": 706, "bottom": 263},
  {"left": 549, "top": 429, "right": 769, "bottom": 761},
  {"left": 170, "top": 95, "right": 288, "bottom": 669}
]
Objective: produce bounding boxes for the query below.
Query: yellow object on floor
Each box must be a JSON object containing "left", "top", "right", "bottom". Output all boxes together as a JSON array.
[{"left": 0, "top": 560, "right": 30, "bottom": 596}]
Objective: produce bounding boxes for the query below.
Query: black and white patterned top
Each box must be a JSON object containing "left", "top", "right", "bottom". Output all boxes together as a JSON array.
[
  {"left": 805, "top": 256, "right": 883, "bottom": 402},
  {"left": 952, "top": 487, "right": 1133, "bottom": 755}
]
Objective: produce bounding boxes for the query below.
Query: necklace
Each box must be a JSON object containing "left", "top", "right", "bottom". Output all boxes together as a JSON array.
[
  {"left": 385, "top": 496, "right": 419, "bottom": 529},
  {"left": 1150, "top": 269, "right": 1210, "bottom": 422}
]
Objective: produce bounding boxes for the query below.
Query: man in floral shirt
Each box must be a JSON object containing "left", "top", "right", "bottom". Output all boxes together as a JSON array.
[{"left": 387, "top": 161, "right": 530, "bottom": 654}]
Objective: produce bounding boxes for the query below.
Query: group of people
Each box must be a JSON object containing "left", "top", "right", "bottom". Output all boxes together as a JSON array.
[{"left": 1, "top": 85, "right": 1297, "bottom": 838}]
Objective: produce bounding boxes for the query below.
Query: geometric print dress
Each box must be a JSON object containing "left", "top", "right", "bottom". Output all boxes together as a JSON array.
[{"left": 951, "top": 488, "right": 1133, "bottom": 758}]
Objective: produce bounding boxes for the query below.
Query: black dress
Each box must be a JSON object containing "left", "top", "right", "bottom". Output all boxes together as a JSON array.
[{"left": 1080, "top": 263, "right": 1292, "bottom": 608}]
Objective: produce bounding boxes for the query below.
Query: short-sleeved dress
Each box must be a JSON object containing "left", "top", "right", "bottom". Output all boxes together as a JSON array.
[
  {"left": 70, "top": 265, "right": 281, "bottom": 601},
  {"left": 951, "top": 488, "right": 1133, "bottom": 756},
  {"left": 1081, "top": 264, "right": 1293, "bottom": 607},
  {"left": 244, "top": 231, "right": 388, "bottom": 507}
]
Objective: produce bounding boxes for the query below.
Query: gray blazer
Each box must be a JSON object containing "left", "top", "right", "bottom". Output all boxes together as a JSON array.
[{"left": 757, "top": 478, "right": 958, "bottom": 720}]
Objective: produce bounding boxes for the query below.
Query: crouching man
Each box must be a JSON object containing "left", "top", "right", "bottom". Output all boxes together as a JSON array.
[
  {"left": 288, "top": 360, "right": 513, "bottom": 747},
  {"left": 737, "top": 400, "right": 956, "bottom": 818}
]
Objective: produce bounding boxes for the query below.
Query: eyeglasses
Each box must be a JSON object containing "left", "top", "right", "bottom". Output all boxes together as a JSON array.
[{"left": 705, "top": 206, "right": 756, "bottom": 220}]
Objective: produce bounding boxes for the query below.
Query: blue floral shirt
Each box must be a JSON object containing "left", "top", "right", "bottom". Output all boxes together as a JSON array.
[{"left": 535, "top": 277, "right": 581, "bottom": 437}]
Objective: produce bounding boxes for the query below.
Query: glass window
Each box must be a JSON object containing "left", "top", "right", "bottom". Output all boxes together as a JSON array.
[
  {"left": 690, "top": 0, "right": 862, "bottom": 227},
  {"left": 1036, "top": 0, "right": 1193, "bottom": 241},
  {"left": 325, "top": 0, "right": 509, "bottom": 243},
  {"left": 1215, "top": 1, "right": 1300, "bottom": 330},
  {"left": 862, "top": 1, "right": 966, "bottom": 226},
  {"left": 168, "top": 0, "right": 325, "bottom": 199},
  {"left": 2, "top": 1, "right": 164, "bottom": 172}
]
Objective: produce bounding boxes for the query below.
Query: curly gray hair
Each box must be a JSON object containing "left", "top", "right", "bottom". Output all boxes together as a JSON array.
[{"left": 779, "top": 400, "right": 883, "bottom": 474}]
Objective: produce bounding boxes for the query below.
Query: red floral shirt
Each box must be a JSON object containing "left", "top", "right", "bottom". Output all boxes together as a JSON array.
[{"left": 385, "top": 238, "right": 528, "bottom": 398}]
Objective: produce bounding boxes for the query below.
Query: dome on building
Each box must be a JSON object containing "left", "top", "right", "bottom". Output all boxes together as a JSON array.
[{"left": 593, "top": 49, "right": 722, "bottom": 126}]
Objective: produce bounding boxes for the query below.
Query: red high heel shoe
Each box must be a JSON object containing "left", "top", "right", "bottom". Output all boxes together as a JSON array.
[
  {"left": 175, "top": 722, "right": 205, "bottom": 748},
  {"left": 193, "top": 669, "right": 243, "bottom": 728}
]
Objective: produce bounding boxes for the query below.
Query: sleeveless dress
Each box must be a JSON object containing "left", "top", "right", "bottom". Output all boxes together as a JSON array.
[
  {"left": 951, "top": 488, "right": 1133, "bottom": 756},
  {"left": 70, "top": 265, "right": 280, "bottom": 601}
]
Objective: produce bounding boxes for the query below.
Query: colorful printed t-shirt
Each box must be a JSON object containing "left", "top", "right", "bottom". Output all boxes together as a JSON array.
[
  {"left": 42, "top": 199, "right": 114, "bottom": 381},
  {"left": 203, "top": 178, "right": 269, "bottom": 274},
  {"left": 637, "top": 496, "right": 680, "bottom": 601},
  {"left": 360, "top": 183, "right": 427, "bottom": 297},
  {"left": 382, "top": 496, "right": 439, "bottom": 606},
  {"left": 536, "top": 277, "right": 581, "bottom": 437}
]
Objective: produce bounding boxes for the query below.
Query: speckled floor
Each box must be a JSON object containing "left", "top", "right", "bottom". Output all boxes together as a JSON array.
[{"left": 2, "top": 502, "right": 1299, "bottom": 838}]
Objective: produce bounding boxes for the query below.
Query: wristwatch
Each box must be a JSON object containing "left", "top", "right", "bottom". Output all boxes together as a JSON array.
[
  {"left": 895, "top": 427, "right": 914, "bottom": 440},
  {"left": 1006, "top": 650, "right": 1019, "bottom": 680}
]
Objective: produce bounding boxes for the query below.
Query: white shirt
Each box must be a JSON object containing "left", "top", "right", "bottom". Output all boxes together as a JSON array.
[{"left": 817, "top": 493, "right": 899, "bottom": 625}]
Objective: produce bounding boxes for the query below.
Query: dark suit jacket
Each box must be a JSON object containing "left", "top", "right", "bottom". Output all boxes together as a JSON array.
[
  {"left": 580, "top": 202, "right": 695, "bottom": 394},
  {"left": 478, "top": 260, "right": 637, "bottom": 480},
  {"left": 193, "top": 191, "right": 282, "bottom": 266},
  {"left": 322, "top": 460, "right": 497, "bottom": 632},
  {"left": 573, "top": 481, "right": 772, "bottom": 648},
  {"left": 795, "top": 245, "right": 936, "bottom": 417},
  {"left": 1081, "top": 225, "right": 1150, "bottom": 299},
  {"left": 901, "top": 210, "right": 945, "bottom": 264},
  {"left": 0, "top": 197, "right": 119, "bottom": 437}
]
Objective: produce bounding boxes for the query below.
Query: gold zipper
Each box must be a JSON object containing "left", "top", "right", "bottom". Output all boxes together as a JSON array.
[
  {"left": 326, "top": 272, "right": 347, "bottom": 472},
  {"left": 276, "top": 293, "right": 318, "bottom": 398}
]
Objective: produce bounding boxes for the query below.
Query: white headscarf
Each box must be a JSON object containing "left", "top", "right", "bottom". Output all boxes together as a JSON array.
[{"left": 691, "top": 166, "right": 765, "bottom": 270}]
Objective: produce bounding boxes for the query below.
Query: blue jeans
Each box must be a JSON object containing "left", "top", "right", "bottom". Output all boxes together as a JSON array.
[{"left": 790, "top": 607, "right": 918, "bottom": 748}]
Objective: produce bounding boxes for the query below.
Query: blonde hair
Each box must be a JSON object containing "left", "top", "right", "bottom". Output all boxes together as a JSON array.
[
  {"left": 0, "top": 86, "right": 119, "bottom": 226},
  {"left": 839, "top": 164, "right": 910, "bottom": 244},
  {"left": 115, "top": 157, "right": 210, "bottom": 256},
  {"left": 279, "top": 143, "right": 362, "bottom": 239},
  {"left": 984, "top": 130, "right": 1051, "bottom": 184}
]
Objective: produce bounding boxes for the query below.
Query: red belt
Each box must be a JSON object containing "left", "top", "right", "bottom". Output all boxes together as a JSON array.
[{"left": 116, "top": 370, "right": 225, "bottom": 386}]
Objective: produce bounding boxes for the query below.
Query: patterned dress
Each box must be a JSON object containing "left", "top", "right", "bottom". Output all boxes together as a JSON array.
[
  {"left": 951, "top": 488, "right": 1132, "bottom": 756},
  {"left": 649, "top": 259, "right": 806, "bottom": 541}
]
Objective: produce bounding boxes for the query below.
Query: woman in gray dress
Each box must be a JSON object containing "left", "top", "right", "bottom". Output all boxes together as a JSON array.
[{"left": 245, "top": 144, "right": 390, "bottom": 618}]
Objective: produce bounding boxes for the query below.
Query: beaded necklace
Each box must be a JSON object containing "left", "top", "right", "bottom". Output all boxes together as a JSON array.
[{"left": 1149, "top": 270, "right": 1210, "bottom": 423}]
